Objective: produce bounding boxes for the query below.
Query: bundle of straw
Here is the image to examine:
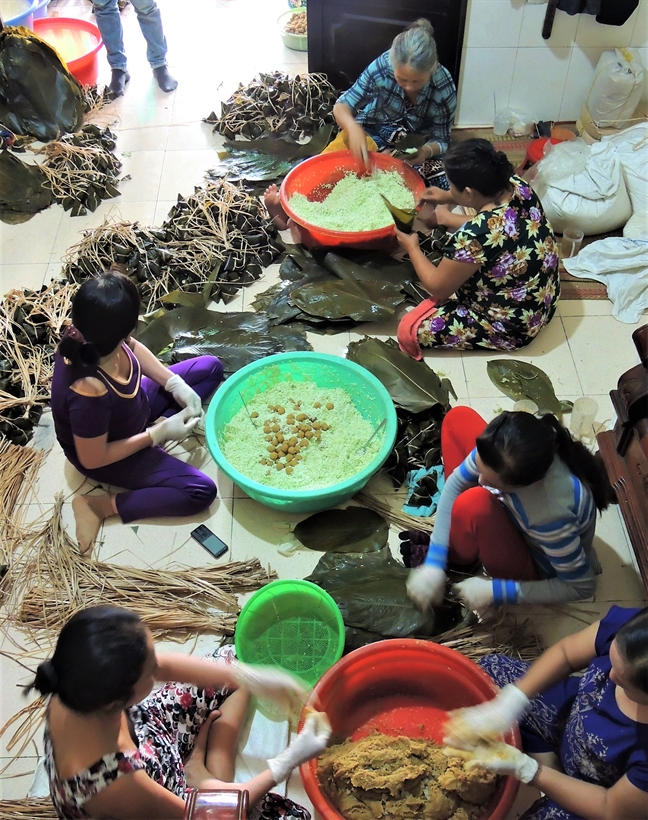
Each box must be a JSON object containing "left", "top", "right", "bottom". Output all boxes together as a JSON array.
[
  {"left": 0, "top": 801, "right": 57, "bottom": 819},
  {"left": 434, "top": 610, "right": 543, "bottom": 663},
  {"left": 355, "top": 489, "right": 435, "bottom": 534},
  {"left": 5, "top": 496, "right": 277, "bottom": 643}
]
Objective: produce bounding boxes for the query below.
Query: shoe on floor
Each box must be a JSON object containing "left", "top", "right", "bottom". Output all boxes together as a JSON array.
[
  {"left": 153, "top": 66, "right": 178, "bottom": 93},
  {"left": 109, "top": 69, "right": 130, "bottom": 97}
]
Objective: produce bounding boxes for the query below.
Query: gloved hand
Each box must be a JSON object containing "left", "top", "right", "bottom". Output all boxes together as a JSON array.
[
  {"left": 147, "top": 406, "right": 200, "bottom": 446},
  {"left": 444, "top": 684, "right": 530, "bottom": 750},
  {"left": 407, "top": 564, "right": 447, "bottom": 609},
  {"left": 165, "top": 372, "right": 202, "bottom": 417},
  {"left": 267, "top": 711, "right": 332, "bottom": 784},
  {"left": 452, "top": 577, "right": 494, "bottom": 616},
  {"left": 232, "top": 662, "right": 310, "bottom": 717},
  {"left": 444, "top": 742, "right": 539, "bottom": 784},
  {"left": 398, "top": 529, "right": 431, "bottom": 568}
]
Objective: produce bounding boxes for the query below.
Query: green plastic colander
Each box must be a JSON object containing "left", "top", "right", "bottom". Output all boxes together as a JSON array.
[{"left": 235, "top": 579, "right": 345, "bottom": 687}]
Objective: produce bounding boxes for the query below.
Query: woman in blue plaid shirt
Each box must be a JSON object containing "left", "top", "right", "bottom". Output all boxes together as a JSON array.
[{"left": 333, "top": 19, "right": 457, "bottom": 175}]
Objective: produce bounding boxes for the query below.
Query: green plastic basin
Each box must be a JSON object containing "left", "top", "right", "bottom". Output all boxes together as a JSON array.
[
  {"left": 235, "top": 579, "right": 344, "bottom": 686},
  {"left": 205, "top": 352, "right": 397, "bottom": 513}
]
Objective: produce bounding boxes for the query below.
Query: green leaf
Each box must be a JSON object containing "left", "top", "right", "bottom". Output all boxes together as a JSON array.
[
  {"left": 159, "top": 290, "right": 206, "bottom": 308},
  {"left": 390, "top": 133, "right": 427, "bottom": 159},
  {"left": 347, "top": 337, "right": 453, "bottom": 414},
  {"left": 0, "top": 150, "right": 53, "bottom": 218},
  {"left": 294, "top": 508, "right": 388, "bottom": 553},
  {"left": 486, "top": 360, "right": 563, "bottom": 416},
  {"left": 380, "top": 194, "right": 417, "bottom": 233}
]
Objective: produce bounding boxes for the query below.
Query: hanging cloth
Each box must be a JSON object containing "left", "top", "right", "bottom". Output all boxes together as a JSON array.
[
  {"left": 596, "top": 0, "right": 640, "bottom": 26},
  {"left": 556, "top": 0, "right": 600, "bottom": 15}
]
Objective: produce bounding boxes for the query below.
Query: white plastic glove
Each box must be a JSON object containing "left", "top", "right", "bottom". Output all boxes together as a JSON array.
[
  {"left": 267, "top": 711, "right": 332, "bottom": 784},
  {"left": 232, "top": 662, "right": 310, "bottom": 717},
  {"left": 407, "top": 565, "right": 447, "bottom": 609},
  {"left": 445, "top": 742, "right": 539, "bottom": 784},
  {"left": 165, "top": 372, "right": 202, "bottom": 417},
  {"left": 452, "top": 577, "right": 494, "bottom": 616},
  {"left": 147, "top": 406, "right": 200, "bottom": 446},
  {"left": 444, "top": 684, "right": 530, "bottom": 750}
]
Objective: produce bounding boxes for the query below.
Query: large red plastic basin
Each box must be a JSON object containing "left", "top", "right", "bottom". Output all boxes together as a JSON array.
[
  {"left": 300, "top": 639, "right": 521, "bottom": 820},
  {"left": 34, "top": 18, "right": 103, "bottom": 86},
  {"left": 280, "top": 150, "right": 426, "bottom": 250}
]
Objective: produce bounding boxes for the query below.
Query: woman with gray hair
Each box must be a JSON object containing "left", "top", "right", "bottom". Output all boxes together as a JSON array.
[{"left": 332, "top": 19, "right": 457, "bottom": 179}]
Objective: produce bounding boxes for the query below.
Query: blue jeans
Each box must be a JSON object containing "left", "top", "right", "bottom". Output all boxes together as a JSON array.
[{"left": 93, "top": 0, "right": 167, "bottom": 71}]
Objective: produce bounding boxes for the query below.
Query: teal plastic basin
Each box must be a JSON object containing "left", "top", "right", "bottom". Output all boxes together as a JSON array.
[{"left": 205, "top": 352, "right": 397, "bottom": 513}]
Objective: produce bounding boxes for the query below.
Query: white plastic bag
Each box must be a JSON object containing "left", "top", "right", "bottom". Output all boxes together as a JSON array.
[
  {"left": 602, "top": 124, "right": 648, "bottom": 238},
  {"left": 532, "top": 139, "right": 631, "bottom": 235},
  {"left": 586, "top": 49, "right": 644, "bottom": 129},
  {"left": 563, "top": 238, "right": 648, "bottom": 323}
]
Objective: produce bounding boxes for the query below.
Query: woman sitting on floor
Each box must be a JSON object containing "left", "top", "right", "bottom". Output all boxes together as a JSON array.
[
  {"left": 32, "top": 605, "right": 330, "bottom": 820},
  {"left": 405, "top": 406, "right": 614, "bottom": 614},
  {"left": 51, "top": 271, "right": 223, "bottom": 554},
  {"left": 444, "top": 605, "right": 648, "bottom": 820},
  {"left": 395, "top": 138, "right": 560, "bottom": 357}
]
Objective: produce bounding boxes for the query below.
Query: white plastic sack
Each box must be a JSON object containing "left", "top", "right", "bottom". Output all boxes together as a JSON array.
[
  {"left": 602, "top": 124, "right": 648, "bottom": 238},
  {"left": 586, "top": 49, "right": 644, "bottom": 129},
  {"left": 532, "top": 140, "right": 632, "bottom": 235},
  {"left": 563, "top": 237, "right": 648, "bottom": 323}
]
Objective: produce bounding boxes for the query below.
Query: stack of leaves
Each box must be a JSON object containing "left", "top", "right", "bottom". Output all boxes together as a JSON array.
[
  {"left": 0, "top": 283, "right": 75, "bottom": 446},
  {"left": 207, "top": 124, "right": 334, "bottom": 189},
  {"left": 0, "top": 25, "right": 84, "bottom": 141},
  {"left": 38, "top": 124, "right": 122, "bottom": 217},
  {"left": 136, "top": 306, "right": 311, "bottom": 375},
  {"left": 206, "top": 71, "right": 337, "bottom": 140},
  {"left": 346, "top": 337, "right": 455, "bottom": 486},
  {"left": 64, "top": 179, "right": 282, "bottom": 313},
  {"left": 252, "top": 247, "right": 416, "bottom": 331}
]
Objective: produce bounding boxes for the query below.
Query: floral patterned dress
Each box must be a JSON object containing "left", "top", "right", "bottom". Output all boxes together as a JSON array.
[
  {"left": 417, "top": 176, "right": 560, "bottom": 351},
  {"left": 479, "top": 606, "right": 648, "bottom": 820},
  {"left": 44, "top": 646, "right": 310, "bottom": 820}
]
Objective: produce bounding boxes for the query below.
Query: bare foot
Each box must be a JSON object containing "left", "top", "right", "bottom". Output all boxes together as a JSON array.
[
  {"left": 264, "top": 184, "right": 289, "bottom": 230},
  {"left": 287, "top": 217, "right": 302, "bottom": 245},
  {"left": 71, "top": 494, "right": 116, "bottom": 555}
]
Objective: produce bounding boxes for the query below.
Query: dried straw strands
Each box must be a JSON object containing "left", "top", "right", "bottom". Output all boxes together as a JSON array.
[
  {"left": 5, "top": 496, "right": 277, "bottom": 643},
  {"left": 0, "top": 800, "right": 57, "bottom": 819},
  {"left": 355, "top": 489, "right": 435, "bottom": 534},
  {"left": 434, "top": 610, "right": 543, "bottom": 664}
]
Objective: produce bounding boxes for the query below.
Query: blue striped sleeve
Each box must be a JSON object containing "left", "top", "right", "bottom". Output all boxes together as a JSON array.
[
  {"left": 429, "top": 451, "right": 480, "bottom": 551},
  {"left": 492, "top": 579, "right": 519, "bottom": 606},
  {"left": 424, "top": 543, "right": 448, "bottom": 570}
]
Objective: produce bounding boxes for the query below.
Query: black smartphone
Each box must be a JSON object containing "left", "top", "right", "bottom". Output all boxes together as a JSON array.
[{"left": 190, "top": 525, "right": 229, "bottom": 559}]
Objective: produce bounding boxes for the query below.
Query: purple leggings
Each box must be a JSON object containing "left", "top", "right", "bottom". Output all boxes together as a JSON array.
[{"left": 82, "top": 356, "right": 223, "bottom": 523}]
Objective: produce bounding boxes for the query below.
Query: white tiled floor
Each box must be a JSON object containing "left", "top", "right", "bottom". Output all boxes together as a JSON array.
[{"left": 1, "top": 0, "right": 647, "bottom": 816}]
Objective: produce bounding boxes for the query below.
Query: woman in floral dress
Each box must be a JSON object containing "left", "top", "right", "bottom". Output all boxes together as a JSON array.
[
  {"left": 442, "top": 605, "right": 648, "bottom": 820},
  {"left": 31, "top": 605, "right": 330, "bottom": 820},
  {"left": 396, "top": 138, "right": 559, "bottom": 358}
]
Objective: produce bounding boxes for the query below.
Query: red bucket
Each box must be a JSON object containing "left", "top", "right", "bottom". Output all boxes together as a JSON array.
[
  {"left": 34, "top": 17, "right": 103, "bottom": 86},
  {"left": 300, "top": 639, "right": 521, "bottom": 820},
  {"left": 280, "top": 150, "right": 425, "bottom": 251}
]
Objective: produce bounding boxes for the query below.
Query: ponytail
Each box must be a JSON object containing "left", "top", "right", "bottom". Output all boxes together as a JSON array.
[
  {"left": 540, "top": 414, "right": 615, "bottom": 512},
  {"left": 27, "top": 659, "right": 59, "bottom": 697},
  {"left": 58, "top": 326, "right": 101, "bottom": 369}
]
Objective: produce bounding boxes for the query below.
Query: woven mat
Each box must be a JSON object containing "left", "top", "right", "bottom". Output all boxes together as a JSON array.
[{"left": 453, "top": 126, "right": 531, "bottom": 168}]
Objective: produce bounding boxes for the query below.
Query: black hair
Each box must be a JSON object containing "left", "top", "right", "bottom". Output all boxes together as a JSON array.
[
  {"left": 443, "top": 138, "right": 514, "bottom": 198},
  {"left": 59, "top": 271, "right": 140, "bottom": 369},
  {"left": 26, "top": 605, "right": 149, "bottom": 713},
  {"left": 615, "top": 608, "right": 648, "bottom": 696},
  {"left": 476, "top": 411, "right": 615, "bottom": 512}
]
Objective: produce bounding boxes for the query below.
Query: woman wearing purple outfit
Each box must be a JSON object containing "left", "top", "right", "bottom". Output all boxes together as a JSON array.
[{"left": 51, "top": 272, "right": 224, "bottom": 554}]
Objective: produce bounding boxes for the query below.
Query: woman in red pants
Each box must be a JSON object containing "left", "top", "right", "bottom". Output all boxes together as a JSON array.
[{"left": 406, "top": 406, "right": 614, "bottom": 614}]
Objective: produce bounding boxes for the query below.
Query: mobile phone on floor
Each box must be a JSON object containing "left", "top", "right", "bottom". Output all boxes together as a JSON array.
[{"left": 191, "top": 525, "right": 229, "bottom": 559}]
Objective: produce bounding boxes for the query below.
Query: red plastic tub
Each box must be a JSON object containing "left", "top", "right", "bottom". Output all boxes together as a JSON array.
[
  {"left": 300, "top": 639, "right": 521, "bottom": 820},
  {"left": 280, "top": 150, "right": 426, "bottom": 251},
  {"left": 34, "top": 18, "right": 103, "bottom": 86}
]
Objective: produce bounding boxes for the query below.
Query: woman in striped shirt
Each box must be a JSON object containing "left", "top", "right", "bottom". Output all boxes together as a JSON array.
[{"left": 405, "top": 406, "right": 615, "bottom": 614}]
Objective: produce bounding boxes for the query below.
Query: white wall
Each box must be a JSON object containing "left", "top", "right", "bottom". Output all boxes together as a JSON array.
[{"left": 456, "top": 0, "right": 648, "bottom": 126}]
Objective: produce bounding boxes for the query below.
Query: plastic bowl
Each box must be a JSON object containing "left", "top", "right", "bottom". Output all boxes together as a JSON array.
[
  {"left": 280, "top": 150, "right": 426, "bottom": 250},
  {"left": 33, "top": 17, "right": 103, "bottom": 86},
  {"left": 235, "top": 580, "right": 344, "bottom": 686},
  {"left": 205, "top": 352, "right": 397, "bottom": 513},
  {"left": 300, "top": 639, "right": 521, "bottom": 820},
  {"left": 278, "top": 9, "right": 307, "bottom": 52},
  {"left": 2, "top": 0, "right": 38, "bottom": 29}
]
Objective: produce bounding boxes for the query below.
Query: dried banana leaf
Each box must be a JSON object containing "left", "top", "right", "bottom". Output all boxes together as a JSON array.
[
  {"left": 380, "top": 194, "right": 417, "bottom": 233},
  {"left": 347, "top": 337, "right": 454, "bottom": 414},
  {"left": 487, "top": 359, "right": 563, "bottom": 416},
  {"left": 293, "top": 508, "right": 388, "bottom": 553},
  {"left": 306, "top": 545, "right": 462, "bottom": 647},
  {"left": 0, "top": 26, "right": 84, "bottom": 141},
  {"left": 0, "top": 150, "right": 52, "bottom": 223}
]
